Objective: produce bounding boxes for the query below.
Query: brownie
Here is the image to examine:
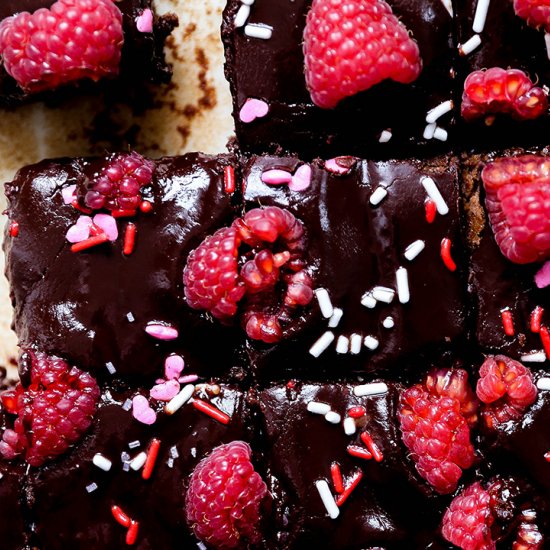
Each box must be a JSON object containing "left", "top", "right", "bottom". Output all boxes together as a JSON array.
[
  {"left": 243, "top": 154, "right": 467, "bottom": 380},
  {"left": 4, "top": 154, "right": 247, "bottom": 383},
  {"left": 222, "top": 0, "right": 457, "bottom": 159}
]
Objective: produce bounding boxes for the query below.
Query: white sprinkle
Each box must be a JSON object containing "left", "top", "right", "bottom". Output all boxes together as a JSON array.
[
  {"left": 122, "top": 462, "right": 131, "bottom": 472},
  {"left": 244, "top": 23, "right": 272, "bottom": 40},
  {"left": 130, "top": 451, "right": 147, "bottom": 471},
  {"left": 372, "top": 286, "right": 395, "bottom": 304},
  {"left": 121, "top": 452, "right": 131, "bottom": 463},
  {"left": 336, "top": 335, "right": 349, "bottom": 354},
  {"left": 0, "top": 472, "right": 3, "bottom": 480},
  {"left": 170, "top": 446, "right": 179, "bottom": 459},
  {"left": 165, "top": 384, "right": 195, "bottom": 415},
  {"left": 396, "top": 267, "right": 410, "bottom": 304},
  {"left": 459, "top": 34, "right": 482, "bottom": 56},
  {"left": 325, "top": 411, "right": 341, "bottom": 424},
  {"left": 364, "top": 336, "right": 380, "bottom": 350},
  {"left": 426, "top": 100, "right": 453, "bottom": 124},
  {"left": 343, "top": 417, "right": 356, "bottom": 436},
  {"left": 378, "top": 129, "right": 392, "bottom": 143},
  {"left": 354, "top": 382, "right": 388, "bottom": 397},
  {"left": 86, "top": 482, "right": 98, "bottom": 493},
  {"left": 309, "top": 331, "right": 335, "bottom": 357},
  {"left": 440, "top": 0, "right": 453, "bottom": 17},
  {"left": 241, "top": 0, "right": 255, "bottom": 4},
  {"left": 126, "top": 312, "right": 135, "bottom": 322},
  {"left": 93, "top": 453, "right": 112, "bottom": 472},
  {"left": 423, "top": 123, "right": 437, "bottom": 140},
  {"left": 433, "top": 127, "right": 448, "bottom": 142},
  {"left": 315, "top": 288, "right": 334, "bottom": 319},
  {"left": 122, "top": 399, "right": 132, "bottom": 411},
  {"left": 421, "top": 176, "right": 449, "bottom": 215},
  {"left": 404, "top": 240, "right": 425, "bottom": 261},
  {"left": 382, "top": 316, "right": 395, "bottom": 329},
  {"left": 234, "top": 4, "right": 250, "bottom": 27},
  {"left": 197, "top": 543, "right": 208, "bottom": 550},
  {"left": 328, "top": 307, "right": 343, "bottom": 328},
  {"left": 350, "top": 333, "right": 362, "bottom": 355},
  {"left": 315, "top": 480, "right": 340, "bottom": 519},
  {"left": 361, "top": 291, "right": 377, "bottom": 309},
  {"left": 191, "top": 447, "right": 197, "bottom": 458},
  {"left": 167, "top": 457, "right": 174, "bottom": 469},
  {"left": 546, "top": 33, "right": 550, "bottom": 61},
  {"left": 128, "top": 440, "right": 141, "bottom": 449},
  {"left": 307, "top": 401, "right": 331, "bottom": 415},
  {"left": 536, "top": 377, "right": 550, "bottom": 390},
  {"left": 521, "top": 351, "right": 547, "bottom": 363},
  {"left": 106, "top": 362, "right": 116, "bottom": 375},
  {"left": 369, "top": 186, "right": 388, "bottom": 206},
  {"left": 472, "top": 0, "right": 490, "bottom": 33}
]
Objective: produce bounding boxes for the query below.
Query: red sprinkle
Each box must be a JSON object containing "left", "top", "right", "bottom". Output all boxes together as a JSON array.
[
  {"left": 360, "top": 431, "right": 384, "bottom": 462},
  {"left": 531, "top": 306, "right": 544, "bottom": 333},
  {"left": 540, "top": 326, "right": 550, "bottom": 358},
  {"left": 286, "top": 380, "right": 296, "bottom": 389},
  {"left": 9, "top": 221, "right": 19, "bottom": 237},
  {"left": 71, "top": 233, "right": 109, "bottom": 253},
  {"left": 192, "top": 399, "right": 231, "bottom": 425},
  {"left": 71, "top": 199, "right": 93, "bottom": 214},
  {"left": 142, "top": 438, "right": 161, "bottom": 481},
  {"left": 425, "top": 199, "right": 437, "bottom": 223},
  {"left": 112, "top": 209, "right": 137, "bottom": 218},
  {"left": 501, "top": 309, "right": 515, "bottom": 337},
  {"left": 139, "top": 200, "right": 153, "bottom": 213},
  {"left": 126, "top": 521, "right": 139, "bottom": 546},
  {"left": 123, "top": 223, "right": 137, "bottom": 256},
  {"left": 545, "top": 452, "right": 550, "bottom": 463},
  {"left": 347, "top": 445, "right": 372, "bottom": 461},
  {"left": 224, "top": 166, "right": 236, "bottom": 194},
  {"left": 348, "top": 406, "right": 366, "bottom": 419},
  {"left": 111, "top": 505, "right": 131, "bottom": 528},
  {"left": 330, "top": 462, "right": 344, "bottom": 494},
  {"left": 336, "top": 471, "right": 363, "bottom": 507},
  {"left": 440, "top": 238, "right": 457, "bottom": 272}
]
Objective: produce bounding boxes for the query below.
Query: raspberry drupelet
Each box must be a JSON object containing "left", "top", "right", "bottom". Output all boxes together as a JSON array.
[{"left": 514, "top": 0, "right": 550, "bottom": 32}]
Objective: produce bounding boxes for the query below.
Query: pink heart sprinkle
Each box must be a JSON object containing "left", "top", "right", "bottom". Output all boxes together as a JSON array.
[
  {"left": 150, "top": 379, "right": 180, "bottom": 402},
  {"left": 62, "top": 184, "right": 77, "bottom": 205},
  {"left": 165, "top": 354, "right": 185, "bottom": 380},
  {"left": 535, "top": 260, "right": 550, "bottom": 289},
  {"left": 145, "top": 323, "right": 179, "bottom": 340},
  {"left": 93, "top": 214, "right": 118, "bottom": 241},
  {"left": 136, "top": 8, "right": 153, "bottom": 33},
  {"left": 261, "top": 169, "right": 293, "bottom": 185},
  {"left": 66, "top": 216, "right": 93, "bottom": 243},
  {"left": 289, "top": 164, "right": 312, "bottom": 191},
  {"left": 239, "top": 98, "right": 269, "bottom": 123},
  {"left": 132, "top": 395, "right": 157, "bottom": 425}
]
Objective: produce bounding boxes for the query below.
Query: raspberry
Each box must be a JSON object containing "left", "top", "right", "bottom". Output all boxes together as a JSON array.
[
  {"left": 398, "top": 369, "right": 477, "bottom": 494},
  {"left": 80, "top": 152, "right": 155, "bottom": 212},
  {"left": 185, "top": 441, "right": 268, "bottom": 549},
  {"left": 0, "top": 351, "right": 100, "bottom": 466},
  {"left": 514, "top": 0, "right": 550, "bottom": 32},
  {"left": 183, "top": 207, "right": 314, "bottom": 343},
  {"left": 476, "top": 355, "right": 538, "bottom": 429},
  {"left": 303, "top": 0, "right": 422, "bottom": 109},
  {"left": 481, "top": 155, "right": 550, "bottom": 264},
  {"left": 0, "top": 0, "right": 124, "bottom": 93},
  {"left": 461, "top": 68, "right": 548, "bottom": 123}
]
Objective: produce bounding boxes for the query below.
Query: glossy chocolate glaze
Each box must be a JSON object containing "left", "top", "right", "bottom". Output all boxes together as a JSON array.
[{"left": 222, "top": 0, "right": 456, "bottom": 159}]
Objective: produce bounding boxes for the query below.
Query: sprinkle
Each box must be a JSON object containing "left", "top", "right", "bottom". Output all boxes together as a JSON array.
[
  {"left": 139, "top": 200, "right": 153, "bottom": 213},
  {"left": 425, "top": 199, "right": 437, "bottom": 223},
  {"left": 472, "top": 0, "right": 490, "bottom": 33},
  {"left": 363, "top": 335, "right": 379, "bottom": 350},
  {"left": 164, "top": 384, "right": 195, "bottom": 415},
  {"left": 354, "top": 382, "right": 388, "bottom": 397},
  {"left": 132, "top": 395, "right": 156, "bottom": 425},
  {"left": 145, "top": 323, "right": 178, "bottom": 341},
  {"left": 106, "top": 362, "right": 116, "bottom": 375},
  {"left": 421, "top": 177, "right": 449, "bottom": 215},
  {"left": 324, "top": 156, "right": 357, "bottom": 175},
  {"left": 309, "top": 331, "right": 335, "bottom": 357},
  {"left": 122, "top": 399, "right": 132, "bottom": 411},
  {"left": 459, "top": 34, "right": 482, "bottom": 56},
  {"left": 536, "top": 377, "right": 550, "bottom": 391},
  {"left": 126, "top": 521, "right": 139, "bottom": 546},
  {"left": 62, "top": 184, "right": 77, "bottom": 204},
  {"left": 423, "top": 123, "right": 437, "bottom": 140},
  {"left": 361, "top": 291, "right": 377, "bottom": 309},
  {"left": 545, "top": 451, "right": 550, "bottom": 462},
  {"left": 535, "top": 261, "right": 550, "bottom": 288},
  {"left": 350, "top": 334, "right": 362, "bottom": 355},
  {"left": 142, "top": 439, "right": 161, "bottom": 480},
  {"left": 86, "top": 482, "right": 98, "bottom": 493},
  {"left": 234, "top": 4, "right": 250, "bottom": 27},
  {"left": 521, "top": 351, "right": 547, "bottom": 363},
  {"left": 239, "top": 98, "right": 269, "bottom": 124},
  {"left": 372, "top": 286, "right": 395, "bottom": 304},
  {"left": 315, "top": 480, "right": 340, "bottom": 519},
  {"left": 378, "top": 129, "right": 392, "bottom": 143},
  {"left": 9, "top": 221, "right": 19, "bottom": 237},
  {"left": 360, "top": 431, "right": 384, "bottom": 462},
  {"left": 126, "top": 312, "right": 135, "bottom": 322},
  {"left": 331, "top": 462, "right": 344, "bottom": 493},
  {"left": 404, "top": 240, "right": 425, "bottom": 261},
  {"left": 440, "top": 0, "right": 453, "bottom": 17},
  {"left": 325, "top": 411, "right": 341, "bottom": 424},
  {"left": 382, "top": 316, "right": 395, "bottom": 329},
  {"left": 122, "top": 462, "right": 131, "bottom": 472},
  {"left": 197, "top": 543, "right": 207, "bottom": 550},
  {"left": 167, "top": 457, "right": 174, "bottom": 468},
  {"left": 501, "top": 309, "right": 515, "bottom": 337},
  {"left": 136, "top": 8, "right": 153, "bottom": 32},
  {"left": 433, "top": 127, "right": 448, "bottom": 142},
  {"left": 546, "top": 32, "right": 550, "bottom": 61},
  {"left": 289, "top": 164, "right": 312, "bottom": 192},
  {"left": 344, "top": 417, "right": 357, "bottom": 435},
  {"left": 123, "top": 223, "right": 136, "bottom": 256},
  {"left": 426, "top": 100, "right": 453, "bottom": 124},
  {"left": 336, "top": 335, "right": 349, "bottom": 354},
  {"left": 130, "top": 451, "right": 147, "bottom": 471},
  {"left": 128, "top": 440, "right": 141, "bottom": 449},
  {"left": 369, "top": 186, "right": 388, "bottom": 206},
  {"left": 179, "top": 374, "right": 199, "bottom": 384},
  {"left": 307, "top": 401, "right": 331, "bottom": 415},
  {"left": 71, "top": 233, "right": 109, "bottom": 253},
  {"left": 121, "top": 451, "right": 131, "bottom": 463},
  {"left": 336, "top": 471, "right": 363, "bottom": 507},
  {"left": 242, "top": 0, "right": 255, "bottom": 4},
  {"left": 347, "top": 445, "right": 372, "bottom": 460},
  {"left": 540, "top": 326, "right": 550, "bottom": 358},
  {"left": 93, "top": 453, "right": 112, "bottom": 472},
  {"left": 348, "top": 406, "right": 366, "bottom": 419},
  {"left": 224, "top": 166, "right": 236, "bottom": 193},
  {"left": 396, "top": 267, "right": 410, "bottom": 304},
  {"left": 244, "top": 23, "right": 272, "bottom": 40},
  {"left": 170, "top": 446, "right": 179, "bottom": 459},
  {"left": 112, "top": 505, "right": 131, "bottom": 528},
  {"left": 315, "top": 288, "right": 334, "bottom": 318},
  {"left": 261, "top": 169, "right": 292, "bottom": 185},
  {"left": 192, "top": 399, "right": 231, "bottom": 424},
  {"left": 112, "top": 209, "right": 137, "bottom": 218},
  {"left": 440, "top": 238, "right": 457, "bottom": 272}
]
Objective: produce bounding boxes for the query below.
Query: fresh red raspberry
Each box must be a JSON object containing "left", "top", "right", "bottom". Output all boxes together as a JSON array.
[
  {"left": 185, "top": 441, "right": 268, "bottom": 549},
  {"left": 514, "top": 0, "right": 550, "bottom": 32},
  {"left": 0, "top": 0, "right": 124, "bottom": 93},
  {"left": 80, "top": 152, "right": 155, "bottom": 212},
  {"left": 303, "top": 0, "right": 422, "bottom": 109},
  {"left": 398, "top": 369, "right": 477, "bottom": 494},
  {"left": 476, "top": 355, "right": 538, "bottom": 429},
  {"left": 461, "top": 68, "right": 548, "bottom": 123},
  {"left": 481, "top": 155, "right": 550, "bottom": 264},
  {"left": 0, "top": 351, "right": 100, "bottom": 466}
]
